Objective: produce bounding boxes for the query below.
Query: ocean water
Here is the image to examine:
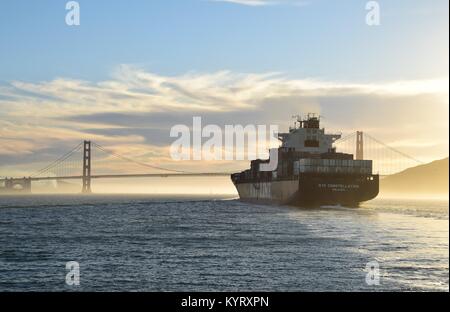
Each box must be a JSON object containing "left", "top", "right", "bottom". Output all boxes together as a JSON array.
[{"left": 0, "top": 194, "right": 448, "bottom": 292}]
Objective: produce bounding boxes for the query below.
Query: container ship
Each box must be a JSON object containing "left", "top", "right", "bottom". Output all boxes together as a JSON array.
[{"left": 231, "top": 114, "right": 379, "bottom": 207}]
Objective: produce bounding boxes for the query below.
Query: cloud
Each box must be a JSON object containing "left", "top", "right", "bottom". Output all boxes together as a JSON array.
[
  {"left": 0, "top": 66, "right": 448, "bottom": 175},
  {"left": 3, "top": 64, "right": 447, "bottom": 119}
]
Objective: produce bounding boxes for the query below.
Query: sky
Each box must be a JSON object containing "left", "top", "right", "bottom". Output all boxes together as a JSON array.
[{"left": 0, "top": 0, "right": 449, "bottom": 192}]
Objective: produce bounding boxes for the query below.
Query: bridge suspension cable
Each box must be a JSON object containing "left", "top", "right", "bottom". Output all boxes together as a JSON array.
[
  {"left": 30, "top": 142, "right": 83, "bottom": 177},
  {"left": 364, "top": 133, "right": 423, "bottom": 165},
  {"left": 335, "top": 132, "right": 356, "bottom": 143},
  {"left": 91, "top": 142, "right": 192, "bottom": 174}
]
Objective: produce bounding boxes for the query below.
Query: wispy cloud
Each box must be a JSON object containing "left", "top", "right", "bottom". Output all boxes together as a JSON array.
[{"left": 0, "top": 65, "right": 448, "bottom": 174}]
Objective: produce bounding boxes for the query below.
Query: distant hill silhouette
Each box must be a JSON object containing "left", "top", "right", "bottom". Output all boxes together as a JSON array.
[{"left": 380, "top": 157, "right": 449, "bottom": 195}]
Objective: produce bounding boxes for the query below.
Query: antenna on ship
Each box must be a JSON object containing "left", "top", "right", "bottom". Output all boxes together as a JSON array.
[{"left": 291, "top": 114, "right": 302, "bottom": 130}]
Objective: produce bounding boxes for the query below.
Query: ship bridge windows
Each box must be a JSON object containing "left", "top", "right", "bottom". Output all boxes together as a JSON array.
[{"left": 304, "top": 139, "right": 319, "bottom": 147}]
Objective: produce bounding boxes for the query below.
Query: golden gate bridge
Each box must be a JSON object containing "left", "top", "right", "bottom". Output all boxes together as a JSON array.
[{"left": 0, "top": 131, "right": 423, "bottom": 194}]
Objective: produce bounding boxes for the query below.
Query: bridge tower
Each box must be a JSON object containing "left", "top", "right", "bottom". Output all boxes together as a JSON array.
[
  {"left": 356, "top": 131, "right": 364, "bottom": 160},
  {"left": 82, "top": 140, "right": 92, "bottom": 193}
]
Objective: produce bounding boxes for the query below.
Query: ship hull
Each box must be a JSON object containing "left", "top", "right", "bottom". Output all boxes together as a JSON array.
[{"left": 233, "top": 173, "right": 379, "bottom": 207}]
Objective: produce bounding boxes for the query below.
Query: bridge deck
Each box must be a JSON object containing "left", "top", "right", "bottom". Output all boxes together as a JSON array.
[{"left": 1, "top": 173, "right": 232, "bottom": 183}]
